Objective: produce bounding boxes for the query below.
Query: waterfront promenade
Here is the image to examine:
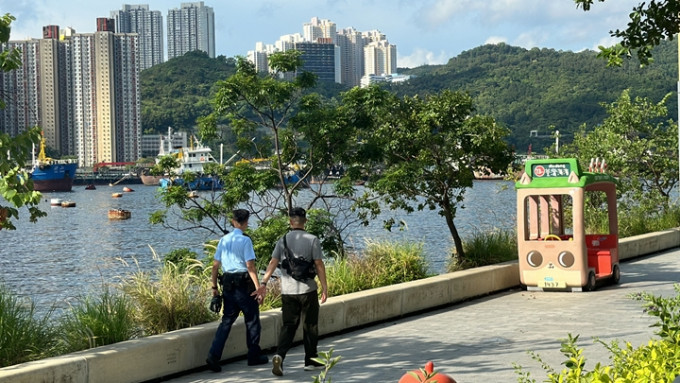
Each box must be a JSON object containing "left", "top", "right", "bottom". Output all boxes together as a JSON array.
[{"left": 163, "top": 248, "right": 680, "bottom": 383}]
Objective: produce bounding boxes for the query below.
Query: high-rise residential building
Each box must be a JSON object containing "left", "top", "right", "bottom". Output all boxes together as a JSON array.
[
  {"left": 97, "top": 17, "right": 116, "bottom": 32},
  {"left": 295, "top": 39, "right": 341, "bottom": 84},
  {"left": 0, "top": 40, "right": 40, "bottom": 137},
  {"left": 111, "top": 4, "right": 164, "bottom": 70},
  {"left": 249, "top": 18, "right": 396, "bottom": 88},
  {"left": 363, "top": 37, "right": 397, "bottom": 78},
  {"left": 337, "top": 28, "right": 364, "bottom": 88},
  {"left": 0, "top": 23, "right": 141, "bottom": 167},
  {"left": 167, "top": 2, "right": 215, "bottom": 60},
  {"left": 303, "top": 17, "right": 337, "bottom": 45}
]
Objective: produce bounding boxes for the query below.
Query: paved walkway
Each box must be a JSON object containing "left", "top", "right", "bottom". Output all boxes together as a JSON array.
[{"left": 161, "top": 249, "right": 680, "bottom": 383}]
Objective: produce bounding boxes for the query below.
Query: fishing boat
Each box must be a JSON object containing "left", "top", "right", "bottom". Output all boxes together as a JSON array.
[
  {"left": 156, "top": 127, "right": 223, "bottom": 191},
  {"left": 30, "top": 133, "right": 78, "bottom": 192}
]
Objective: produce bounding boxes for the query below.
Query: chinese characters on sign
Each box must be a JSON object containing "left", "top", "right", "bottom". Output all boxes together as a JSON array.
[{"left": 532, "top": 163, "right": 571, "bottom": 178}]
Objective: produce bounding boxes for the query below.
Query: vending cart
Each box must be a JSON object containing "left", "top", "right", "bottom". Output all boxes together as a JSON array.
[{"left": 515, "top": 158, "right": 620, "bottom": 291}]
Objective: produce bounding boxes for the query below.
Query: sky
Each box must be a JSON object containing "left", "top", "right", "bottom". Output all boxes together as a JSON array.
[{"left": 4, "top": 0, "right": 643, "bottom": 68}]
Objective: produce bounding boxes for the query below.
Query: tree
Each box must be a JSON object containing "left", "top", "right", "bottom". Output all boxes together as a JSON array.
[
  {"left": 360, "top": 89, "right": 514, "bottom": 259},
  {"left": 0, "top": 13, "right": 45, "bottom": 230},
  {"left": 559, "top": 89, "right": 678, "bottom": 213},
  {"left": 151, "top": 51, "right": 368, "bottom": 256},
  {"left": 575, "top": 0, "right": 680, "bottom": 66}
]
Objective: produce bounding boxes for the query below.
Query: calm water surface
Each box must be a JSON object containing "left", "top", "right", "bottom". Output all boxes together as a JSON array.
[{"left": 0, "top": 181, "right": 515, "bottom": 312}]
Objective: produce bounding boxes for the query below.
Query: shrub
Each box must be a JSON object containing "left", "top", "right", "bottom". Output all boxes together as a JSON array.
[
  {"left": 449, "top": 229, "right": 517, "bottom": 271},
  {"left": 122, "top": 262, "right": 217, "bottom": 335},
  {"left": 326, "top": 255, "right": 373, "bottom": 296},
  {"left": 163, "top": 247, "right": 207, "bottom": 275},
  {"left": 618, "top": 204, "right": 680, "bottom": 237},
  {"left": 514, "top": 284, "right": 680, "bottom": 382},
  {"left": 361, "top": 239, "right": 430, "bottom": 287},
  {"left": 0, "top": 284, "right": 58, "bottom": 367},
  {"left": 56, "top": 287, "right": 138, "bottom": 353},
  {"left": 326, "top": 240, "right": 430, "bottom": 296}
]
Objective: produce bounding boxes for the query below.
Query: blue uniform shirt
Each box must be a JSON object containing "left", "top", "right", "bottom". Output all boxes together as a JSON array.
[{"left": 214, "top": 228, "right": 256, "bottom": 273}]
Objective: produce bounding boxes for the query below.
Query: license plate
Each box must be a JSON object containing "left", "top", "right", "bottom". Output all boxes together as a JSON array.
[{"left": 539, "top": 280, "right": 565, "bottom": 288}]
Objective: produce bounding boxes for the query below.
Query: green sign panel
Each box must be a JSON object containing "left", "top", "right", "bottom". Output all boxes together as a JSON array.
[{"left": 531, "top": 163, "right": 571, "bottom": 178}]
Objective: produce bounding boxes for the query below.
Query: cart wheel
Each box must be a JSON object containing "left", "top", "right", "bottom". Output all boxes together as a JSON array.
[
  {"left": 612, "top": 264, "right": 621, "bottom": 285},
  {"left": 585, "top": 271, "right": 597, "bottom": 291}
]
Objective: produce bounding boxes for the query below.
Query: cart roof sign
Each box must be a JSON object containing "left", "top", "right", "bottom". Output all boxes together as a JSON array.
[{"left": 516, "top": 158, "right": 616, "bottom": 189}]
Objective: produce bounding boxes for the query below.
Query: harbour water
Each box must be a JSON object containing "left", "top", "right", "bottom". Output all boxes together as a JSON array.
[{"left": 0, "top": 180, "right": 516, "bottom": 313}]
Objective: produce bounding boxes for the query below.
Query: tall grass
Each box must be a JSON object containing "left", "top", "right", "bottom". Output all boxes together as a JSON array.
[
  {"left": 449, "top": 229, "right": 518, "bottom": 271},
  {"left": 121, "top": 261, "right": 217, "bottom": 335},
  {"left": 0, "top": 284, "right": 58, "bottom": 367},
  {"left": 327, "top": 240, "right": 430, "bottom": 296},
  {"left": 56, "top": 287, "right": 139, "bottom": 353},
  {"left": 617, "top": 204, "right": 680, "bottom": 237}
]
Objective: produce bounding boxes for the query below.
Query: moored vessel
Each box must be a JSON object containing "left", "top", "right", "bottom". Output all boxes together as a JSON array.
[
  {"left": 140, "top": 172, "right": 163, "bottom": 186},
  {"left": 156, "top": 127, "right": 223, "bottom": 191},
  {"left": 30, "top": 133, "right": 78, "bottom": 192}
]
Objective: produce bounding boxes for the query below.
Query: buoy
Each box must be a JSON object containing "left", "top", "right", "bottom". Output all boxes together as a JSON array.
[
  {"left": 123, "top": 187, "right": 134, "bottom": 192},
  {"left": 112, "top": 193, "right": 123, "bottom": 198},
  {"left": 108, "top": 209, "right": 131, "bottom": 220},
  {"left": 61, "top": 201, "right": 76, "bottom": 208},
  {"left": 50, "top": 198, "right": 62, "bottom": 206},
  {"left": 399, "top": 361, "right": 456, "bottom": 383}
]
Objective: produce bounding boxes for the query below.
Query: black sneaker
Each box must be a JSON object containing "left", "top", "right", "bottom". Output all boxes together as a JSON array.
[
  {"left": 248, "top": 355, "right": 269, "bottom": 366},
  {"left": 272, "top": 354, "right": 283, "bottom": 376},
  {"left": 304, "top": 360, "right": 325, "bottom": 371},
  {"left": 205, "top": 357, "right": 222, "bottom": 372}
]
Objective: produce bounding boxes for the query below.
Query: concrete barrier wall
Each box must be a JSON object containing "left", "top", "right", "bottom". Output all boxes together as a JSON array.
[{"left": 1, "top": 230, "right": 677, "bottom": 383}]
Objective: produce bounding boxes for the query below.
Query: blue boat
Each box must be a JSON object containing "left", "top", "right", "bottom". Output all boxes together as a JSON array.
[
  {"left": 30, "top": 134, "right": 79, "bottom": 192},
  {"left": 159, "top": 175, "right": 222, "bottom": 191}
]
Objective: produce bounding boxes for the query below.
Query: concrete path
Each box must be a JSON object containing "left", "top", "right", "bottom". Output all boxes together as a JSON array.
[{"left": 161, "top": 249, "right": 680, "bottom": 383}]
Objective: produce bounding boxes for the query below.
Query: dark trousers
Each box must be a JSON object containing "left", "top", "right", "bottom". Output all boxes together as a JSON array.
[
  {"left": 208, "top": 284, "right": 262, "bottom": 362},
  {"left": 276, "top": 290, "right": 319, "bottom": 365}
]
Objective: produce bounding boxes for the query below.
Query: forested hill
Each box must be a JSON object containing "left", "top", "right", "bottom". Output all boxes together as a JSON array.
[
  {"left": 141, "top": 42, "right": 678, "bottom": 154},
  {"left": 140, "top": 51, "right": 348, "bottom": 137},
  {"left": 140, "top": 51, "right": 237, "bottom": 135},
  {"left": 395, "top": 41, "right": 678, "bottom": 153}
]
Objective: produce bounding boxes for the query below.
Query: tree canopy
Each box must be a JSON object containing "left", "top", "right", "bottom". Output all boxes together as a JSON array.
[
  {"left": 152, "top": 51, "right": 514, "bottom": 262},
  {"left": 575, "top": 0, "right": 680, "bottom": 66},
  {"left": 559, "top": 89, "right": 678, "bottom": 215},
  {"left": 0, "top": 13, "right": 45, "bottom": 230}
]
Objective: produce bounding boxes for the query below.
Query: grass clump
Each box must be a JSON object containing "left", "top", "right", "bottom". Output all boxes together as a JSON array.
[
  {"left": 0, "top": 284, "right": 58, "bottom": 367},
  {"left": 56, "top": 287, "right": 139, "bottom": 353},
  {"left": 121, "top": 261, "right": 216, "bottom": 335},
  {"left": 327, "top": 240, "right": 430, "bottom": 296},
  {"left": 618, "top": 204, "right": 680, "bottom": 237},
  {"left": 449, "top": 229, "right": 517, "bottom": 271}
]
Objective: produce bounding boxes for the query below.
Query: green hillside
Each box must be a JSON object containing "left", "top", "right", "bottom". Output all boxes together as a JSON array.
[
  {"left": 140, "top": 51, "right": 237, "bottom": 135},
  {"left": 396, "top": 41, "right": 678, "bottom": 153},
  {"left": 140, "top": 42, "right": 679, "bottom": 154}
]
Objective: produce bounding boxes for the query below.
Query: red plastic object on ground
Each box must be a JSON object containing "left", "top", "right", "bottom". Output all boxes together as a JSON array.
[{"left": 398, "top": 361, "right": 456, "bottom": 383}]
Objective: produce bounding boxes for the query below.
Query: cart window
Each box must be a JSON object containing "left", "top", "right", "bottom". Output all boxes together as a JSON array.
[
  {"left": 522, "top": 194, "right": 573, "bottom": 240},
  {"left": 584, "top": 190, "right": 611, "bottom": 235}
]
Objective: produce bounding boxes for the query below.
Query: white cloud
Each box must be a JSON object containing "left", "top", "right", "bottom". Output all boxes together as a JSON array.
[
  {"left": 511, "top": 31, "right": 545, "bottom": 50},
  {"left": 398, "top": 48, "right": 450, "bottom": 68},
  {"left": 484, "top": 36, "right": 507, "bottom": 45}
]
